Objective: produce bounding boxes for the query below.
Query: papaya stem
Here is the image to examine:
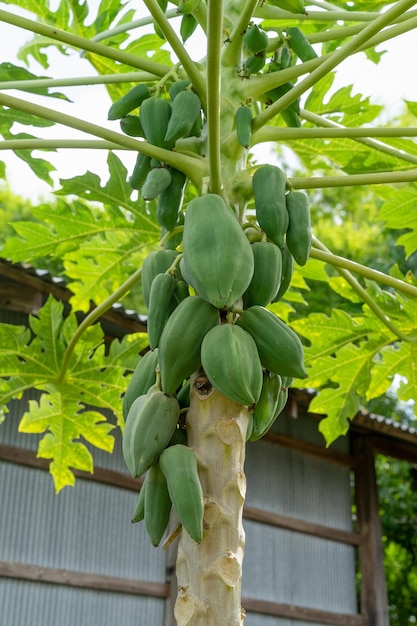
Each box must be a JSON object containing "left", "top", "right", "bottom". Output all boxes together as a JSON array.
[
  {"left": 0, "top": 72, "right": 158, "bottom": 91},
  {"left": 311, "top": 239, "right": 417, "bottom": 343},
  {"left": 0, "top": 139, "right": 124, "bottom": 150},
  {"left": 0, "top": 92, "right": 207, "bottom": 188},
  {"left": 88, "top": 10, "right": 179, "bottom": 44},
  {"left": 0, "top": 9, "right": 170, "bottom": 76},
  {"left": 57, "top": 267, "right": 143, "bottom": 385},
  {"left": 253, "top": 122, "right": 417, "bottom": 167},
  {"left": 251, "top": 0, "right": 417, "bottom": 132},
  {"left": 142, "top": 0, "right": 206, "bottom": 103},
  {"left": 291, "top": 169, "right": 417, "bottom": 189},
  {"left": 206, "top": 0, "right": 225, "bottom": 194},
  {"left": 309, "top": 245, "right": 417, "bottom": 300}
]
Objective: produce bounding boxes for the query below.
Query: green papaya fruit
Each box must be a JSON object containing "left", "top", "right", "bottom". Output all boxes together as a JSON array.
[
  {"left": 243, "top": 241, "right": 282, "bottom": 308},
  {"left": 122, "top": 389, "right": 180, "bottom": 478},
  {"left": 141, "top": 249, "right": 179, "bottom": 308},
  {"left": 108, "top": 83, "right": 151, "bottom": 121},
  {"left": 129, "top": 153, "right": 152, "bottom": 190},
  {"left": 267, "top": 0, "right": 306, "bottom": 14},
  {"left": 122, "top": 348, "right": 159, "bottom": 420},
  {"left": 144, "top": 462, "right": 172, "bottom": 546},
  {"left": 163, "top": 210, "right": 184, "bottom": 251},
  {"left": 120, "top": 115, "right": 144, "bottom": 137},
  {"left": 236, "top": 104, "right": 253, "bottom": 149},
  {"left": 201, "top": 323, "right": 263, "bottom": 406},
  {"left": 147, "top": 272, "right": 177, "bottom": 349},
  {"left": 175, "top": 280, "right": 190, "bottom": 303},
  {"left": 269, "top": 45, "right": 293, "bottom": 71},
  {"left": 243, "top": 24, "right": 269, "bottom": 55},
  {"left": 177, "top": 0, "right": 200, "bottom": 14},
  {"left": 182, "top": 194, "right": 254, "bottom": 309},
  {"left": 273, "top": 241, "right": 294, "bottom": 301},
  {"left": 249, "top": 371, "right": 282, "bottom": 441},
  {"left": 159, "top": 444, "right": 204, "bottom": 543},
  {"left": 168, "top": 424, "right": 188, "bottom": 446},
  {"left": 263, "top": 81, "right": 300, "bottom": 114},
  {"left": 141, "top": 167, "right": 172, "bottom": 202},
  {"left": 158, "top": 296, "right": 219, "bottom": 395},
  {"left": 156, "top": 167, "right": 186, "bottom": 231},
  {"left": 252, "top": 165, "right": 288, "bottom": 248},
  {"left": 244, "top": 53, "right": 266, "bottom": 74},
  {"left": 285, "top": 190, "right": 312, "bottom": 266},
  {"left": 280, "top": 109, "right": 301, "bottom": 128},
  {"left": 131, "top": 481, "right": 146, "bottom": 523},
  {"left": 164, "top": 90, "right": 202, "bottom": 146},
  {"left": 180, "top": 13, "right": 198, "bottom": 42},
  {"left": 140, "top": 97, "right": 173, "bottom": 149},
  {"left": 170, "top": 79, "right": 191, "bottom": 102},
  {"left": 236, "top": 305, "right": 307, "bottom": 379},
  {"left": 287, "top": 26, "right": 317, "bottom": 61},
  {"left": 176, "top": 380, "right": 191, "bottom": 409}
]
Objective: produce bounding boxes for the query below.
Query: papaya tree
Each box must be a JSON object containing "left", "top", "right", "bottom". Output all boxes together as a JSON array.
[{"left": 0, "top": 0, "right": 417, "bottom": 623}]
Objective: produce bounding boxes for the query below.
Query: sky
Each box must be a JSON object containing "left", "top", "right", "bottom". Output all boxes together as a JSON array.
[{"left": 0, "top": 2, "right": 417, "bottom": 201}]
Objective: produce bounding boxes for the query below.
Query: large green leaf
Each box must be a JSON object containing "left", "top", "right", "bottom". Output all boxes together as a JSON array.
[
  {"left": 377, "top": 185, "right": 417, "bottom": 260},
  {"left": 0, "top": 295, "right": 148, "bottom": 491}
]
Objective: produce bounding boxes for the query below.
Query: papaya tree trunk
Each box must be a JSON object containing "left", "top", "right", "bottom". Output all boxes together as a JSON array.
[{"left": 173, "top": 372, "right": 248, "bottom": 625}]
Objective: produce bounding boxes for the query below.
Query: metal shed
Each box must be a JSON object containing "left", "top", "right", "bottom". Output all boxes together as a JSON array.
[{"left": 0, "top": 259, "right": 416, "bottom": 626}]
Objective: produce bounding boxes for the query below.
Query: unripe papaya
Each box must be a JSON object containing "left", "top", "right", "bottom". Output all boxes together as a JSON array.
[
  {"left": 129, "top": 153, "right": 152, "bottom": 190},
  {"left": 244, "top": 53, "right": 266, "bottom": 74},
  {"left": 159, "top": 444, "right": 204, "bottom": 543},
  {"left": 176, "top": 380, "right": 190, "bottom": 409},
  {"left": 177, "top": 0, "right": 200, "bottom": 14},
  {"left": 252, "top": 165, "right": 288, "bottom": 248},
  {"left": 287, "top": 26, "right": 317, "bottom": 61},
  {"left": 122, "top": 348, "right": 159, "bottom": 420},
  {"left": 175, "top": 280, "right": 189, "bottom": 303},
  {"left": 158, "top": 296, "right": 219, "bottom": 395},
  {"left": 180, "top": 13, "right": 198, "bottom": 42},
  {"left": 168, "top": 424, "right": 188, "bottom": 446},
  {"left": 131, "top": 481, "right": 146, "bottom": 523},
  {"left": 269, "top": 45, "right": 293, "bottom": 71},
  {"left": 281, "top": 109, "right": 301, "bottom": 128},
  {"left": 140, "top": 97, "right": 173, "bottom": 149},
  {"left": 141, "top": 167, "right": 172, "bottom": 202},
  {"left": 268, "top": 0, "right": 306, "bottom": 14},
  {"left": 170, "top": 79, "right": 191, "bottom": 102},
  {"left": 236, "top": 305, "right": 307, "bottom": 379},
  {"left": 141, "top": 249, "right": 179, "bottom": 308},
  {"left": 156, "top": 167, "right": 186, "bottom": 231},
  {"left": 183, "top": 194, "right": 254, "bottom": 309},
  {"left": 273, "top": 241, "right": 294, "bottom": 301},
  {"left": 285, "top": 190, "right": 312, "bottom": 266},
  {"left": 164, "top": 90, "right": 202, "bottom": 146},
  {"left": 243, "top": 23, "right": 269, "bottom": 54},
  {"left": 163, "top": 211, "right": 184, "bottom": 251},
  {"left": 263, "top": 82, "right": 300, "bottom": 114},
  {"left": 201, "top": 323, "right": 263, "bottom": 406},
  {"left": 144, "top": 462, "right": 172, "bottom": 546},
  {"left": 122, "top": 389, "right": 180, "bottom": 478},
  {"left": 236, "top": 104, "right": 253, "bottom": 149},
  {"left": 108, "top": 83, "right": 151, "bottom": 121},
  {"left": 243, "top": 241, "right": 282, "bottom": 308},
  {"left": 120, "top": 115, "right": 144, "bottom": 137},
  {"left": 147, "top": 272, "right": 177, "bottom": 349},
  {"left": 249, "top": 371, "right": 282, "bottom": 441}
]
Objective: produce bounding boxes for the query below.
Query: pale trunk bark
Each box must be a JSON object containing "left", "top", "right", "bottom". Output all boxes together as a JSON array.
[{"left": 173, "top": 372, "right": 248, "bottom": 625}]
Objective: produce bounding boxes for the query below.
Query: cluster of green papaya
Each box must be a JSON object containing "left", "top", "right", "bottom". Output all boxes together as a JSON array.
[
  {"left": 122, "top": 185, "right": 310, "bottom": 543},
  {"left": 238, "top": 19, "right": 317, "bottom": 129},
  {"left": 108, "top": 80, "right": 204, "bottom": 236}
]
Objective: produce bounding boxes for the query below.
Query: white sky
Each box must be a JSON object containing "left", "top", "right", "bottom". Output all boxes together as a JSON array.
[{"left": 0, "top": 2, "right": 416, "bottom": 200}]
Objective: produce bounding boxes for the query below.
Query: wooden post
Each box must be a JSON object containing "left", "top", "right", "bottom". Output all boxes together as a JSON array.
[{"left": 352, "top": 433, "right": 389, "bottom": 626}]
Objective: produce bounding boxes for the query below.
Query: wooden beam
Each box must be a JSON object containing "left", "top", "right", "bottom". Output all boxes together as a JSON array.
[
  {"left": 242, "top": 597, "right": 366, "bottom": 625},
  {"left": 352, "top": 433, "right": 389, "bottom": 626},
  {"left": 243, "top": 505, "right": 360, "bottom": 546},
  {"left": 0, "top": 560, "right": 169, "bottom": 598},
  {"left": 0, "top": 443, "right": 142, "bottom": 492},
  {"left": 265, "top": 431, "right": 359, "bottom": 468}
]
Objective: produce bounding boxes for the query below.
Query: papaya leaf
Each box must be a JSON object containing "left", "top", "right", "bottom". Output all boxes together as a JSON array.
[
  {"left": 377, "top": 185, "right": 417, "bottom": 260},
  {"left": 0, "top": 295, "right": 148, "bottom": 491}
]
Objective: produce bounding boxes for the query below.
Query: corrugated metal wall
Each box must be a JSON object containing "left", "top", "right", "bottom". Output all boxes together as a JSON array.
[{"left": 242, "top": 415, "right": 358, "bottom": 624}]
